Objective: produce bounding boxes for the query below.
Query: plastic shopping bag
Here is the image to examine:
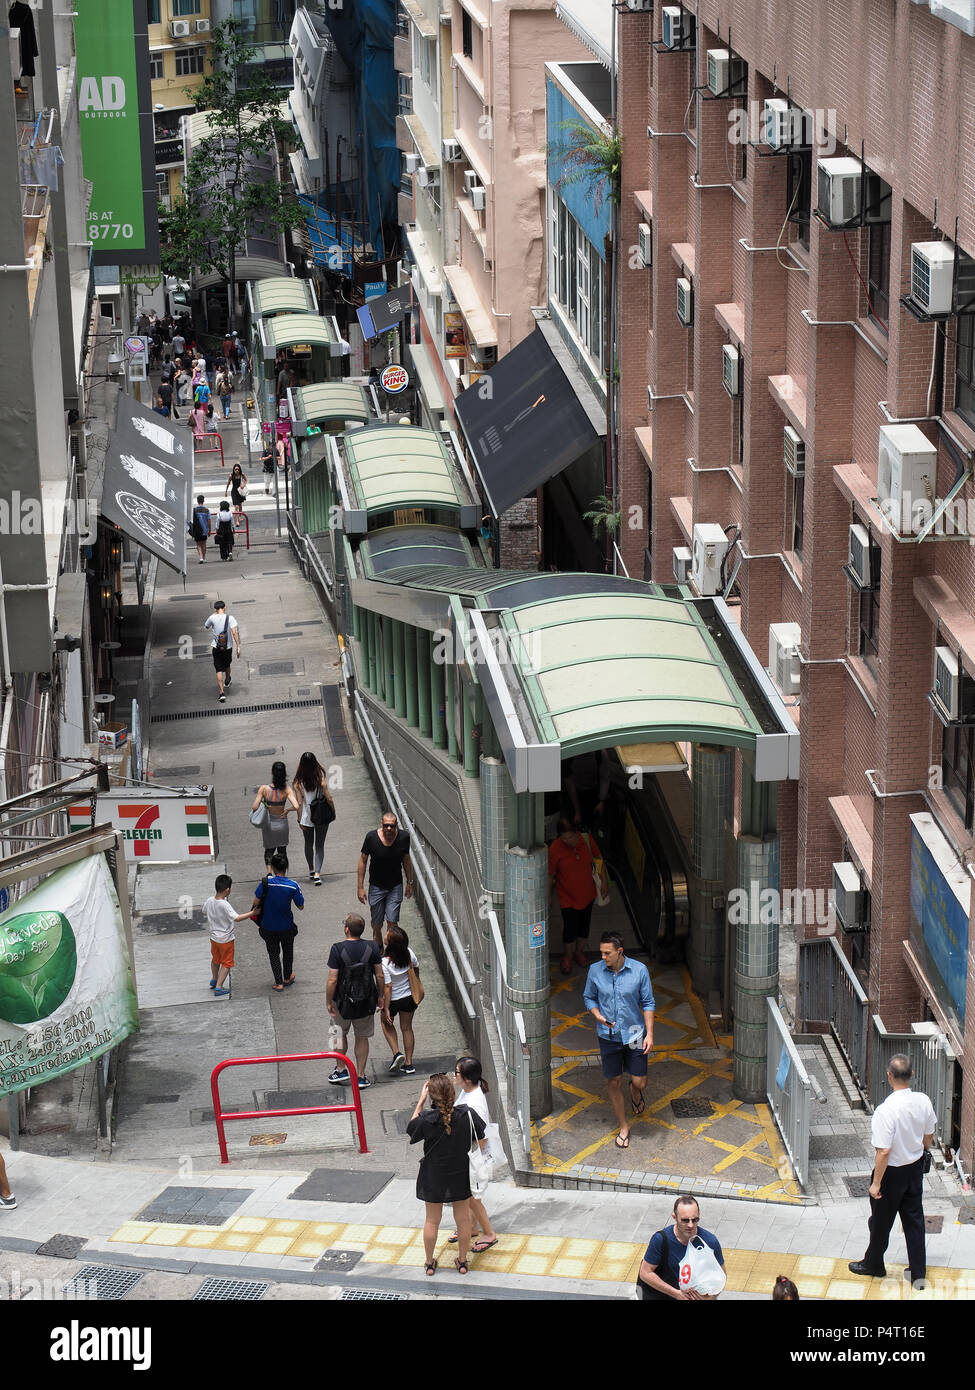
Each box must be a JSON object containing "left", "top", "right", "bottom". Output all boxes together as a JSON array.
[{"left": 678, "top": 1236, "right": 727, "bottom": 1297}]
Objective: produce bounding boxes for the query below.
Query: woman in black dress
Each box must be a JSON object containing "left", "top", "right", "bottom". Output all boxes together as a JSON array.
[
  {"left": 226, "top": 463, "right": 247, "bottom": 514},
  {"left": 407, "top": 1072, "right": 486, "bottom": 1276}
]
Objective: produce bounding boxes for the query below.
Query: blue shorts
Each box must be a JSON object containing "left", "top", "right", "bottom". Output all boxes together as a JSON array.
[
  {"left": 598, "top": 1035, "right": 648, "bottom": 1079},
  {"left": 369, "top": 882, "right": 403, "bottom": 928}
]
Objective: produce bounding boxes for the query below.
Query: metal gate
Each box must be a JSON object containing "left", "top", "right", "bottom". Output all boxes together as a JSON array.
[
  {"left": 798, "top": 936, "right": 869, "bottom": 1091},
  {"left": 870, "top": 1017, "right": 955, "bottom": 1143},
  {"left": 766, "top": 996, "right": 813, "bottom": 1188}
]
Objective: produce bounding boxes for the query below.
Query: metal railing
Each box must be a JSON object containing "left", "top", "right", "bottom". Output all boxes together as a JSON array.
[
  {"left": 207, "top": 510, "right": 250, "bottom": 550},
  {"left": 210, "top": 1051, "right": 368, "bottom": 1165},
  {"left": 287, "top": 517, "right": 334, "bottom": 602},
  {"left": 870, "top": 1017, "right": 954, "bottom": 1144},
  {"left": 194, "top": 434, "right": 225, "bottom": 467},
  {"left": 798, "top": 935, "right": 869, "bottom": 1091},
  {"left": 766, "top": 995, "right": 813, "bottom": 1188}
]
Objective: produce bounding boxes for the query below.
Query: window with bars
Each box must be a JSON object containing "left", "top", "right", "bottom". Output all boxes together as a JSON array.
[
  {"left": 867, "top": 221, "right": 891, "bottom": 330},
  {"left": 175, "top": 44, "right": 206, "bottom": 75},
  {"left": 462, "top": 9, "right": 473, "bottom": 59},
  {"left": 858, "top": 584, "right": 880, "bottom": 672},
  {"left": 791, "top": 473, "right": 805, "bottom": 559},
  {"left": 943, "top": 723, "right": 975, "bottom": 831},
  {"left": 956, "top": 313, "right": 975, "bottom": 428}
]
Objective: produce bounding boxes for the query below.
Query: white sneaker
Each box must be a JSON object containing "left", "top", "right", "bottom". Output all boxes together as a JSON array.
[{"left": 0, "top": 1194, "right": 17, "bottom": 1210}]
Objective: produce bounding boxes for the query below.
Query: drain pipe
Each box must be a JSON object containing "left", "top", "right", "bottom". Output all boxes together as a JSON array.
[{"left": 864, "top": 769, "right": 927, "bottom": 800}]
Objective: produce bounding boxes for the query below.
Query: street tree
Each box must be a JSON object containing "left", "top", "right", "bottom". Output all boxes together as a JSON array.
[{"left": 158, "top": 18, "right": 306, "bottom": 330}]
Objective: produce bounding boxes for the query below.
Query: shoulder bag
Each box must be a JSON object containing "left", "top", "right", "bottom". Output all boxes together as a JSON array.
[
  {"left": 468, "top": 1109, "right": 492, "bottom": 1197},
  {"left": 309, "top": 784, "right": 336, "bottom": 827},
  {"left": 407, "top": 958, "right": 424, "bottom": 1006},
  {"left": 586, "top": 833, "right": 610, "bottom": 908},
  {"left": 252, "top": 875, "right": 269, "bottom": 926},
  {"left": 250, "top": 789, "right": 269, "bottom": 829}
]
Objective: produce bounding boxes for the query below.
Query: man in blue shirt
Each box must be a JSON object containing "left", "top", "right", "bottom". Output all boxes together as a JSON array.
[
  {"left": 637, "top": 1196, "right": 725, "bottom": 1300},
  {"left": 582, "top": 930, "right": 654, "bottom": 1149},
  {"left": 252, "top": 851, "right": 304, "bottom": 990}
]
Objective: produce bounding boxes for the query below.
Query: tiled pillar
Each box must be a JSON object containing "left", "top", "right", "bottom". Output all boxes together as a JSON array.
[
  {"left": 417, "top": 628, "right": 432, "bottom": 738},
  {"left": 381, "top": 616, "right": 394, "bottom": 706},
  {"left": 404, "top": 623, "right": 419, "bottom": 727},
  {"left": 431, "top": 648, "right": 447, "bottom": 749},
  {"left": 505, "top": 815, "right": 551, "bottom": 1117},
  {"left": 392, "top": 621, "right": 407, "bottom": 719},
  {"left": 688, "top": 744, "right": 732, "bottom": 997},
  {"left": 733, "top": 833, "right": 780, "bottom": 1102},
  {"left": 358, "top": 608, "right": 371, "bottom": 692},
  {"left": 480, "top": 755, "right": 510, "bottom": 971}
]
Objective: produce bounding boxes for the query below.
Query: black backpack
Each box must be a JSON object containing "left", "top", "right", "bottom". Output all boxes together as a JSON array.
[{"left": 335, "top": 943, "right": 379, "bottom": 1019}]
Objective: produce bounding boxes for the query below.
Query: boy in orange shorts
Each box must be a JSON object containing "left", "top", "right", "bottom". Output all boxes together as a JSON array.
[{"left": 204, "top": 874, "right": 253, "bottom": 996}]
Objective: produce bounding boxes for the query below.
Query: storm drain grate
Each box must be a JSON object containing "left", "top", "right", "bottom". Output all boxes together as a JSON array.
[
  {"left": 152, "top": 699, "right": 321, "bottom": 722},
  {"left": 340, "top": 1289, "right": 408, "bottom": 1301},
  {"left": 958, "top": 1205, "right": 975, "bottom": 1226},
  {"left": 670, "top": 1096, "right": 715, "bottom": 1119},
  {"left": 36, "top": 1234, "right": 87, "bottom": 1259},
  {"left": 193, "top": 1278, "right": 269, "bottom": 1301},
  {"left": 64, "top": 1265, "right": 144, "bottom": 1300},
  {"left": 321, "top": 684, "right": 352, "bottom": 756},
  {"left": 259, "top": 661, "right": 296, "bottom": 677},
  {"left": 843, "top": 1175, "right": 873, "bottom": 1198}
]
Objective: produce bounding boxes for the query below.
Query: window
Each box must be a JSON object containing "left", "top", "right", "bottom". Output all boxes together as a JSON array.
[
  {"left": 867, "top": 221, "right": 891, "bottom": 330},
  {"left": 576, "top": 225, "right": 590, "bottom": 346},
  {"left": 156, "top": 171, "right": 171, "bottom": 212},
  {"left": 398, "top": 72, "right": 413, "bottom": 116},
  {"left": 791, "top": 473, "right": 805, "bottom": 559},
  {"left": 172, "top": 0, "right": 201, "bottom": 15},
  {"left": 858, "top": 581, "right": 880, "bottom": 672},
  {"left": 551, "top": 199, "right": 605, "bottom": 370},
  {"left": 462, "top": 9, "right": 473, "bottom": 59},
  {"left": 943, "top": 723, "right": 975, "bottom": 830},
  {"left": 956, "top": 313, "right": 975, "bottom": 427},
  {"left": 413, "top": 33, "right": 433, "bottom": 89},
  {"left": 147, "top": 0, "right": 160, "bottom": 22},
  {"left": 787, "top": 149, "right": 812, "bottom": 251},
  {"left": 400, "top": 151, "right": 413, "bottom": 194},
  {"left": 174, "top": 44, "right": 206, "bottom": 76},
  {"left": 149, "top": 51, "right": 164, "bottom": 80}
]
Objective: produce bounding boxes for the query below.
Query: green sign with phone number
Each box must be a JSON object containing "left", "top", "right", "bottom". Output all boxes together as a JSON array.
[{"left": 74, "top": 0, "right": 152, "bottom": 262}]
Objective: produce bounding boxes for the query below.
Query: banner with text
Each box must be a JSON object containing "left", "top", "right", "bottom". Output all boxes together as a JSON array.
[{"left": 0, "top": 855, "right": 138, "bottom": 1098}]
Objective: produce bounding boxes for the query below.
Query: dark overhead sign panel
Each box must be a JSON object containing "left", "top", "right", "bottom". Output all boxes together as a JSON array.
[
  {"left": 453, "top": 327, "right": 600, "bottom": 517},
  {"left": 101, "top": 398, "right": 192, "bottom": 574},
  {"left": 356, "top": 286, "right": 415, "bottom": 340}
]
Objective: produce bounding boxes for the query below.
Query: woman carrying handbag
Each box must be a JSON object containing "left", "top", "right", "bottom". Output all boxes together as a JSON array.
[
  {"left": 406, "top": 1073, "right": 486, "bottom": 1277},
  {"left": 251, "top": 761, "right": 298, "bottom": 866},
  {"left": 293, "top": 750, "right": 335, "bottom": 884},
  {"left": 380, "top": 925, "right": 421, "bottom": 1076},
  {"left": 448, "top": 1055, "right": 500, "bottom": 1254}
]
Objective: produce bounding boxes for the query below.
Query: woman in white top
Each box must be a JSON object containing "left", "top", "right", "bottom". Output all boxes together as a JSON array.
[
  {"left": 449, "top": 1055, "right": 499, "bottom": 1253},
  {"left": 380, "top": 925, "right": 420, "bottom": 1076},
  {"left": 292, "top": 751, "right": 335, "bottom": 884}
]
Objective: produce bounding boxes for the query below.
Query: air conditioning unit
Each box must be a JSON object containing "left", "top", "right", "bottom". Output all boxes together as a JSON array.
[
  {"left": 817, "top": 156, "right": 862, "bottom": 226},
  {"left": 673, "top": 546, "right": 692, "bottom": 583},
  {"left": 877, "top": 422, "right": 937, "bottom": 532},
  {"left": 442, "top": 138, "right": 462, "bottom": 162},
  {"left": 691, "top": 523, "right": 730, "bottom": 596},
  {"left": 722, "top": 343, "right": 741, "bottom": 397},
  {"left": 768, "top": 622, "right": 801, "bottom": 697},
  {"left": 170, "top": 19, "right": 191, "bottom": 37},
  {"left": 463, "top": 169, "right": 480, "bottom": 194},
  {"left": 662, "top": 5, "right": 693, "bottom": 48},
  {"left": 706, "top": 49, "right": 745, "bottom": 96},
  {"left": 417, "top": 165, "right": 439, "bottom": 187},
  {"left": 625, "top": 0, "right": 652, "bottom": 10},
  {"left": 847, "top": 523, "right": 873, "bottom": 589},
  {"left": 784, "top": 425, "right": 805, "bottom": 476},
  {"left": 404, "top": 152, "right": 420, "bottom": 174},
  {"left": 195, "top": 17, "right": 210, "bottom": 32},
  {"left": 676, "top": 276, "right": 693, "bottom": 325},
  {"left": 469, "top": 342, "right": 497, "bottom": 366},
  {"left": 911, "top": 242, "right": 954, "bottom": 315},
  {"left": 763, "top": 98, "right": 794, "bottom": 149},
  {"left": 833, "top": 861, "right": 865, "bottom": 932},
  {"left": 932, "top": 646, "right": 959, "bottom": 721},
  {"left": 471, "top": 186, "right": 486, "bottom": 212},
  {"left": 638, "top": 221, "right": 652, "bottom": 268}
]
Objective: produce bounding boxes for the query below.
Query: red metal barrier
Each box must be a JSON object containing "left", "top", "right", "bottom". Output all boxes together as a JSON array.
[
  {"left": 208, "top": 511, "right": 250, "bottom": 550},
  {"left": 194, "top": 433, "right": 226, "bottom": 467},
  {"left": 210, "top": 1051, "right": 369, "bottom": 1164}
]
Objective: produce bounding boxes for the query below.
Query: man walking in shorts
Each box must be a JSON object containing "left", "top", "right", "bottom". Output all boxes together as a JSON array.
[
  {"left": 203, "top": 599, "right": 240, "bottom": 703},
  {"left": 326, "top": 914, "right": 385, "bottom": 1088},
  {"left": 357, "top": 812, "right": 414, "bottom": 948},
  {"left": 583, "top": 930, "right": 654, "bottom": 1150}
]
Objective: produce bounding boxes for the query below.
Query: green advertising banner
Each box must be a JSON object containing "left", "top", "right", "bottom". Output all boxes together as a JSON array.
[
  {"left": 0, "top": 854, "right": 139, "bottom": 1097},
  {"left": 74, "top": 0, "right": 157, "bottom": 264}
]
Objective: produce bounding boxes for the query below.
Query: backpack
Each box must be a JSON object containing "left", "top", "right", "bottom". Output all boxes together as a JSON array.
[
  {"left": 215, "top": 615, "right": 230, "bottom": 650},
  {"left": 335, "top": 942, "right": 379, "bottom": 1019},
  {"left": 194, "top": 381, "right": 211, "bottom": 405},
  {"left": 191, "top": 506, "right": 209, "bottom": 541}
]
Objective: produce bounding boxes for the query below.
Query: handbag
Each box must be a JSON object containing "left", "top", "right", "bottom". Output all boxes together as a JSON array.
[
  {"left": 250, "top": 799, "right": 269, "bottom": 829},
  {"left": 252, "top": 875, "right": 269, "bottom": 926},
  {"left": 309, "top": 789, "right": 335, "bottom": 827},
  {"left": 468, "top": 1111, "right": 492, "bottom": 1197},
  {"left": 587, "top": 834, "right": 610, "bottom": 907},
  {"left": 407, "top": 963, "right": 424, "bottom": 1007}
]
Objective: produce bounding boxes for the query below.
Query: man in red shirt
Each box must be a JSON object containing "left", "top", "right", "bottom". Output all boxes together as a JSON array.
[{"left": 548, "top": 818, "right": 608, "bottom": 975}]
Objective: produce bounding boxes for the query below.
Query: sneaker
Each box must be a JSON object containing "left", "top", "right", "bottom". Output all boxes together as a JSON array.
[
  {"left": 219, "top": 694, "right": 226, "bottom": 703},
  {"left": 402, "top": 1064, "right": 416, "bottom": 1075},
  {"left": 209, "top": 978, "right": 216, "bottom": 988},
  {"left": 388, "top": 1052, "right": 405, "bottom": 1074},
  {"left": 0, "top": 1194, "right": 17, "bottom": 1210},
  {"left": 329, "top": 1068, "right": 350, "bottom": 1085},
  {"left": 224, "top": 673, "right": 231, "bottom": 687},
  {"left": 355, "top": 1074, "right": 372, "bottom": 1089},
  {"left": 213, "top": 987, "right": 230, "bottom": 997}
]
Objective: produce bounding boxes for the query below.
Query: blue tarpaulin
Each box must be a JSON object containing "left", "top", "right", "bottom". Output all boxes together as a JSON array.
[{"left": 300, "top": 194, "right": 357, "bottom": 274}]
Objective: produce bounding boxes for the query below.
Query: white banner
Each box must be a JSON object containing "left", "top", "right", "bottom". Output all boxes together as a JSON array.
[{"left": 0, "top": 855, "right": 138, "bottom": 1097}]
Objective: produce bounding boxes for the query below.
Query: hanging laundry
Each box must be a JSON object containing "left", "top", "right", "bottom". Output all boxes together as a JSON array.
[{"left": 8, "top": 2, "right": 39, "bottom": 78}]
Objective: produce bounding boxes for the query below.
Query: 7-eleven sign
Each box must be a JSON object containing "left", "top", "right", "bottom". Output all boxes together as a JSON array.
[{"left": 68, "top": 788, "right": 216, "bottom": 862}]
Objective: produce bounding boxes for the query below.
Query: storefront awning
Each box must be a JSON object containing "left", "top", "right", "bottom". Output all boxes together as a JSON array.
[
  {"left": 408, "top": 340, "right": 446, "bottom": 414},
  {"left": 454, "top": 326, "right": 600, "bottom": 517},
  {"left": 101, "top": 399, "right": 192, "bottom": 574}
]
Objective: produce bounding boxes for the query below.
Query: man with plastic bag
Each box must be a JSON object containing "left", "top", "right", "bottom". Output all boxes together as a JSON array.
[{"left": 636, "top": 1195, "right": 726, "bottom": 1300}]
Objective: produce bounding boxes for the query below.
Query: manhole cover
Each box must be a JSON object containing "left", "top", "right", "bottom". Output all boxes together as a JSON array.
[
  {"left": 843, "top": 1175, "right": 873, "bottom": 1198},
  {"left": 64, "top": 1265, "right": 143, "bottom": 1300},
  {"left": 152, "top": 766, "right": 202, "bottom": 779},
  {"left": 289, "top": 1168, "right": 395, "bottom": 1203},
  {"left": 36, "top": 1234, "right": 87, "bottom": 1259},
  {"left": 259, "top": 662, "right": 296, "bottom": 677},
  {"left": 135, "top": 1186, "right": 252, "bottom": 1226},
  {"left": 809, "top": 1134, "right": 869, "bottom": 1160},
  {"left": 340, "top": 1288, "right": 408, "bottom": 1300},
  {"left": 671, "top": 1097, "right": 715, "bottom": 1119},
  {"left": 144, "top": 1094, "right": 180, "bottom": 1104},
  {"left": 245, "top": 748, "right": 279, "bottom": 757},
  {"left": 381, "top": 1108, "right": 416, "bottom": 1136},
  {"left": 958, "top": 1206, "right": 975, "bottom": 1226},
  {"left": 315, "top": 1249, "right": 363, "bottom": 1273},
  {"left": 924, "top": 1215, "right": 943, "bottom": 1234},
  {"left": 249, "top": 1133, "right": 287, "bottom": 1146},
  {"left": 193, "top": 1278, "right": 269, "bottom": 1301}
]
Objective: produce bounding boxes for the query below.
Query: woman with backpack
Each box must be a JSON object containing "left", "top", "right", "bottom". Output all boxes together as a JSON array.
[
  {"left": 407, "top": 1072, "right": 487, "bottom": 1277},
  {"left": 188, "top": 493, "right": 210, "bottom": 563},
  {"left": 293, "top": 750, "right": 335, "bottom": 884},
  {"left": 215, "top": 500, "right": 235, "bottom": 561},
  {"left": 215, "top": 364, "right": 234, "bottom": 419},
  {"left": 380, "top": 925, "right": 420, "bottom": 1076},
  {"left": 226, "top": 464, "right": 247, "bottom": 515},
  {"left": 251, "top": 761, "right": 299, "bottom": 866}
]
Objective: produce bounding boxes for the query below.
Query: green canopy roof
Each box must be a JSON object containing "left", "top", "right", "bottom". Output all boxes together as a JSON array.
[
  {"left": 250, "top": 277, "right": 317, "bottom": 318},
  {"left": 341, "top": 426, "right": 476, "bottom": 517},
  {"left": 264, "top": 314, "right": 337, "bottom": 350},
  {"left": 291, "top": 382, "right": 371, "bottom": 428}
]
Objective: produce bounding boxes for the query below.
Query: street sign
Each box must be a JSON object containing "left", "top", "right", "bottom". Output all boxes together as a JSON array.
[
  {"left": 124, "top": 335, "right": 146, "bottom": 355},
  {"left": 119, "top": 264, "right": 162, "bottom": 287},
  {"left": 380, "top": 364, "right": 409, "bottom": 394},
  {"left": 364, "top": 281, "right": 386, "bottom": 299},
  {"left": 67, "top": 788, "right": 217, "bottom": 861}
]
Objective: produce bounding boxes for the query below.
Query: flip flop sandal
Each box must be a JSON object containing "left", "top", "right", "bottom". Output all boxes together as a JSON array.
[
  {"left": 472, "top": 1238, "right": 499, "bottom": 1253},
  {"left": 631, "top": 1090, "right": 646, "bottom": 1115},
  {"left": 425, "top": 1259, "right": 438, "bottom": 1277},
  {"left": 454, "top": 1258, "right": 469, "bottom": 1274},
  {"left": 447, "top": 1232, "right": 460, "bottom": 1244},
  {"left": 615, "top": 1132, "right": 630, "bottom": 1149}
]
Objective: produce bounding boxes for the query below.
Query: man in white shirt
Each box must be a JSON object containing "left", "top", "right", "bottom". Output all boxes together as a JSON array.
[
  {"left": 203, "top": 599, "right": 241, "bottom": 703},
  {"left": 849, "top": 1053, "right": 937, "bottom": 1285}
]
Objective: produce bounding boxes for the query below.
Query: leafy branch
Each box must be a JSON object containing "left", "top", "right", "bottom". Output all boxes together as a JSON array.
[{"left": 552, "top": 118, "right": 621, "bottom": 214}]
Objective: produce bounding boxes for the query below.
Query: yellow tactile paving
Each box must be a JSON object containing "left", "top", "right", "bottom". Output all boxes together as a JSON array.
[{"left": 107, "top": 1217, "right": 973, "bottom": 1296}]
